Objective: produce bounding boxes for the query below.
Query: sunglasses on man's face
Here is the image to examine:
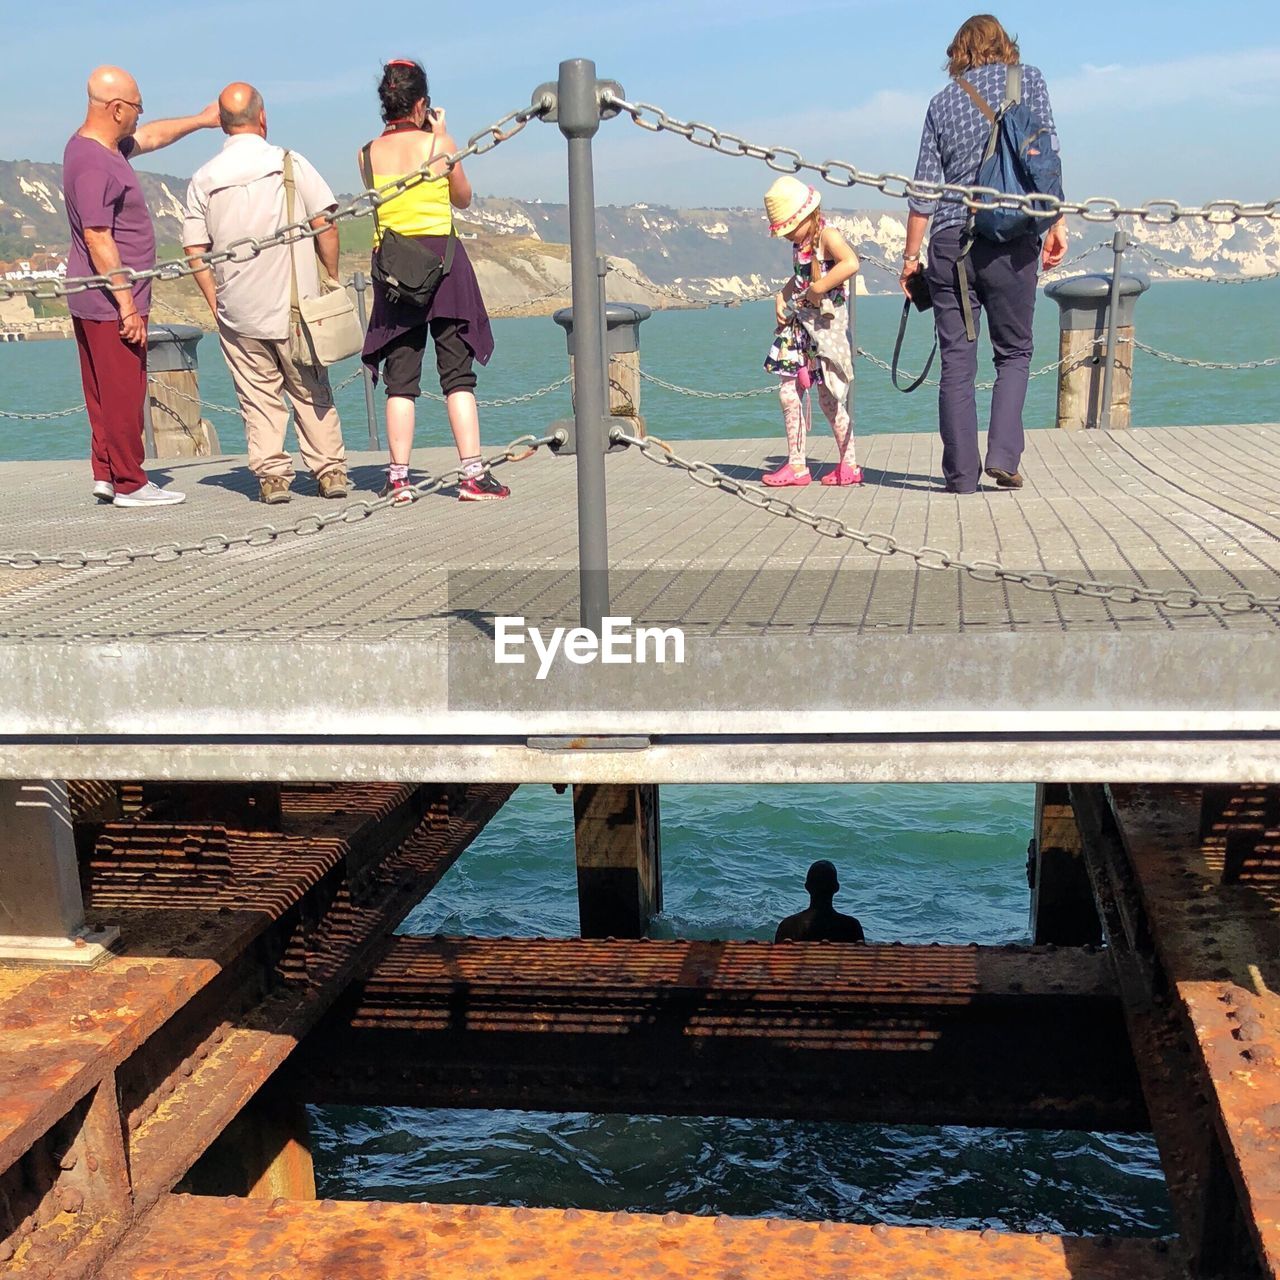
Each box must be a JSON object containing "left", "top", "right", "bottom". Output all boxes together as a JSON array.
[{"left": 110, "top": 98, "right": 144, "bottom": 115}]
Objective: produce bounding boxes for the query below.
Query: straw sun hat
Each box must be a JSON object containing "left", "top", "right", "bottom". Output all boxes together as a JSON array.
[{"left": 765, "top": 176, "right": 821, "bottom": 237}]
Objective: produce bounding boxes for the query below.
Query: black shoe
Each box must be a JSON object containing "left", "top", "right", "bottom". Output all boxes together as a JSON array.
[{"left": 984, "top": 467, "right": 1024, "bottom": 489}]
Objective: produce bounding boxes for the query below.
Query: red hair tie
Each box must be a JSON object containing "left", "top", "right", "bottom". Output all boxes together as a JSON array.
[{"left": 385, "top": 58, "right": 418, "bottom": 68}]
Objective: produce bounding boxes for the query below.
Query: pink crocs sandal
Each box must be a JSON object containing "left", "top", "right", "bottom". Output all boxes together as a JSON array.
[
  {"left": 762, "top": 464, "right": 812, "bottom": 487},
  {"left": 820, "top": 463, "right": 864, "bottom": 487}
]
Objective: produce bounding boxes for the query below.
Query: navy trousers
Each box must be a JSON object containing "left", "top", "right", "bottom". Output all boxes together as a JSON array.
[{"left": 925, "top": 226, "right": 1040, "bottom": 493}]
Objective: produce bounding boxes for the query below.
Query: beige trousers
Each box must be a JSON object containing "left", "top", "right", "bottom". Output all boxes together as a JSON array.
[{"left": 218, "top": 322, "right": 347, "bottom": 481}]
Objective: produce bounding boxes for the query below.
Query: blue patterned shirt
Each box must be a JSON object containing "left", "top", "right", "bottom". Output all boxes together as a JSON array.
[{"left": 909, "top": 63, "right": 1059, "bottom": 235}]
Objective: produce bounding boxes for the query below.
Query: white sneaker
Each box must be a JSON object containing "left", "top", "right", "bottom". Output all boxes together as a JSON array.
[
  {"left": 112, "top": 481, "right": 186, "bottom": 508},
  {"left": 92, "top": 480, "right": 115, "bottom": 503}
]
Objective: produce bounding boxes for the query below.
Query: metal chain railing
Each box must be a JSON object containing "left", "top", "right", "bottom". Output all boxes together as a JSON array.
[
  {"left": 0, "top": 434, "right": 556, "bottom": 571},
  {"left": 0, "top": 99, "right": 550, "bottom": 303},
  {"left": 0, "top": 403, "right": 88, "bottom": 422},
  {"left": 1134, "top": 340, "right": 1280, "bottom": 371},
  {"left": 605, "top": 93, "right": 1279, "bottom": 227},
  {"left": 1130, "top": 243, "right": 1280, "bottom": 285},
  {"left": 421, "top": 374, "right": 572, "bottom": 407},
  {"left": 607, "top": 266, "right": 701, "bottom": 302},
  {"left": 642, "top": 348, "right": 1079, "bottom": 399},
  {"left": 610, "top": 430, "right": 1280, "bottom": 614},
  {"left": 639, "top": 370, "right": 776, "bottom": 400},
  {"left": 151, "top": 296, "right": 209, "bottom": 327},
  {"left": 489, "top": 284, "right": 570, "bottom": 315},
  {"left": 5, "top": 367, "right": 564, "bottom": 427}
]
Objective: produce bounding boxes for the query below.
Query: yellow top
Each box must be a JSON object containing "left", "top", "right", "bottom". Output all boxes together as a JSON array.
[{"left": 372, "top": 171, "right": 452, "bottom": 241}]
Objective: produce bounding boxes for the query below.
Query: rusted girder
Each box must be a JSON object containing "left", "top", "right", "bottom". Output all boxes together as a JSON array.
[
  {"left": 1, "top": 782, "right": 515, "bottom": 1280},
  {"left": 1069, "top": 784, "right": 1241, "bottom": 1280},
  {"left": 100, "top": 1193, "right": 1184, "bottom": 1280},
  {"left": 1107, "top": 785, "right": 1280, "bottom": 1280},
  {"left": 289, "top": 937, "right": 1146, "bottom": 1132}
]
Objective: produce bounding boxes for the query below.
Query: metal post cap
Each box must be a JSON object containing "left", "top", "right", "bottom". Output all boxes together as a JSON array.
[
  {"left": 145, "top": 323, "right": 204, "bottom": 373},
  {"left": 1045, "top": 273, "right": 1150, "bottom": 331},
  {"left": 554, "top": 302, "right": 653, "bottom": 355}
]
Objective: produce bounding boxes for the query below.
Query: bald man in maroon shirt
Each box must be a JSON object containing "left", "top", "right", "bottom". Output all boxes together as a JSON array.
[{"left": 64, "top": 66, "right": 218, "bottom": 506}]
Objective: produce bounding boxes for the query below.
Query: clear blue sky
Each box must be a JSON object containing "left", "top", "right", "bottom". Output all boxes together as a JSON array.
[{"left": 4, "top": 1, "right": 1276, "bottom": 210}]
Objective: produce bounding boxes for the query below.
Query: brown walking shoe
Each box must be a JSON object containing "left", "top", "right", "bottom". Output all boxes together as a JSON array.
[
  {"left": 259, "top": 476, "right": 293, "bottom": 505},
  {"left": 318, "top": 470, "right": 350, "bottom": 499},
  {"left": 984, "top": 467, "right": 1024, "bottom": 490}
]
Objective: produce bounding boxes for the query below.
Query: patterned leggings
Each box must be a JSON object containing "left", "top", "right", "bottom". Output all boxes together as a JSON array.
[{"left": 779, "top": 377, "right": 857, "bottom": 469}]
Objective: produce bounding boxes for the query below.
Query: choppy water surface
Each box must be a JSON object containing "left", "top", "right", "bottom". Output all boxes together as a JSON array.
[{"left": 311, "top": 785, "right": 1172, "bottom": 1235}]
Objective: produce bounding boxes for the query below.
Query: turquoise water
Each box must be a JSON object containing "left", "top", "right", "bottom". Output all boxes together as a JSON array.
[
  {"left": 311, "top": 784, "right": 1173, "bottom": 1234},
  {"left": 1, "top": 280, "right": 1275, "bottom": 464},
  {"left": 5, "top": 281, "right": 1270, "bottom": 1234}
]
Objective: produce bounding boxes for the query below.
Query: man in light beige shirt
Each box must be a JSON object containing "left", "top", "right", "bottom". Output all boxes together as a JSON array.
[{"left": 183, "top": 82, "right": 348, "bottom": 504}]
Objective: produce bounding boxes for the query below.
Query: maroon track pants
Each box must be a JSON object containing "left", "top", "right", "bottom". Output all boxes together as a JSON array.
[{"left": 73, "top": 316, "right": 148, "bottom": 494}]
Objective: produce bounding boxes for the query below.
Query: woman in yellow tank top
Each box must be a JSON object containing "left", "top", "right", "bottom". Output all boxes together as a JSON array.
[{"left": 358, "top": 58, "right": 506, "bottom": 503}]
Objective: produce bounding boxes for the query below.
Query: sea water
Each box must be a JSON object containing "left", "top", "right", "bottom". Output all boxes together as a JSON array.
[{"left": 2, "top": 280, "right": 1276, "bottom": 1233}]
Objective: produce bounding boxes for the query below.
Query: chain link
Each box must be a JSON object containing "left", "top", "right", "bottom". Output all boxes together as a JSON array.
[
  {"left": 1130, "top": 243, "right": 1280, "bottom": 285},
  {"left": 1133, "top": 340, "right": 1280, "bottom": 371},
  {"left": 421, "top": 374, "right": 572, "bottom": 407},
  {"left": 639, "top": 370, "right": 776, "bottom": 400},
  {"left": 0, "top": 435, "right": 555, "bottom": 571},
  {"left": 0, "top": 100, "right": 549, "bottom": 303},
  {"left": 151, "top": 296, "right": 210, "bottom": 327},
  {"left": 0, "top": 403, "right": 87, "bottom": 421},
  {"left": 489, "top": 284, "right": 571, "bottom": 315},
  {"left": 609, "top": 430, "right": 1280, "bottom": 615},
  {"left": 604, "top": 93, "right": 1280, "bottom": 227}
]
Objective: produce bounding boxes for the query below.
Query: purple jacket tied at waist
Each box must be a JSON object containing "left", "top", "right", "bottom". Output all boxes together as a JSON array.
[{"left": 361, "top": 235, "right": 493, "bottom": 378}]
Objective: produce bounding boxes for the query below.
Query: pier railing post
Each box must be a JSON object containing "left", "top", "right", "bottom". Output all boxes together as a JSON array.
[
  {"left": 558, "top": 57, "right": 613, "bottom": 633},
  {"left": 351, "top": 271, "right": 380, "bottom": 450},
  {"left": 1097, "top": 229, "right": 1130, "bottom": 430},
  {"left": 1045, "top": 259, "right": 1148, "bottom": 430},
  {"left": 146, "top": 324, "right": 219, "bottom": 457}
]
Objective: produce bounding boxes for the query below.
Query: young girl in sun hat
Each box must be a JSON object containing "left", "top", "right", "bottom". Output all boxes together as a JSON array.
[{"left": 762, "top": 176, "right": 861, "bottom": 486}]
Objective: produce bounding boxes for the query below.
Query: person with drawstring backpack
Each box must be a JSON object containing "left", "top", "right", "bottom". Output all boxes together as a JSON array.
[{"left": 899, "top": 14, "right": 1067, "bottom": 495}]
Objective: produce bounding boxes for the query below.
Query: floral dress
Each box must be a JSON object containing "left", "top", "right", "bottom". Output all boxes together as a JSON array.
[{"left": 763, "top": 240, "right": 854, "bottom": 400}]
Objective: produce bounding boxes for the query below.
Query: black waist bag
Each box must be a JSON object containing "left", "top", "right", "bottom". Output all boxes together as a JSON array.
[
  {"left": 372, "top": 226, "right": 456, "bottom": 308},
  {"left": 359, "top": 141, "right": 456, "bottom": 308}
]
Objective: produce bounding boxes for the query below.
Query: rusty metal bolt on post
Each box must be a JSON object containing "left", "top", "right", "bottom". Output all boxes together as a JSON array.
[{"left": 350, "top": 271, "right": 379, "bottom": 449}]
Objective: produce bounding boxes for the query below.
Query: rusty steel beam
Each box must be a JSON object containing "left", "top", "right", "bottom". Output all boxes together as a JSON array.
[
  {"left": 99, "top": 1194, "right": 1184, "bottom": 1280},
  {"left": 1107, "top": 784, "right": 1280, "bottom": 1280},
  {"left": 289, "top": 937, "right": 1146, "bottom": 1132},
  {"left": 1, "top": 782, "right": 515, "bottom": 1280},
  {"left": 1069, "top": 784, "right": 1245, "bottom": 1280}
]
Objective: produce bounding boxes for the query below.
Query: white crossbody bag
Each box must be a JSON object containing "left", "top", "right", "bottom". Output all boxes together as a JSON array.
[{"left": 283, "top": 151, "right": 365, "bottom": 367}]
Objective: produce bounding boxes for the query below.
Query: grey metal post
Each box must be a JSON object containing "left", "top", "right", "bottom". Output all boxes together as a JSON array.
[
  {"left": 1097, "top": 229, "right": 1129, "bottom": 430},
  {"left": 352, "top": 272, "right": 379, "bottom": 449},
  {"left": 559, "top": 58, "right": 611, "bottom": 632}
]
